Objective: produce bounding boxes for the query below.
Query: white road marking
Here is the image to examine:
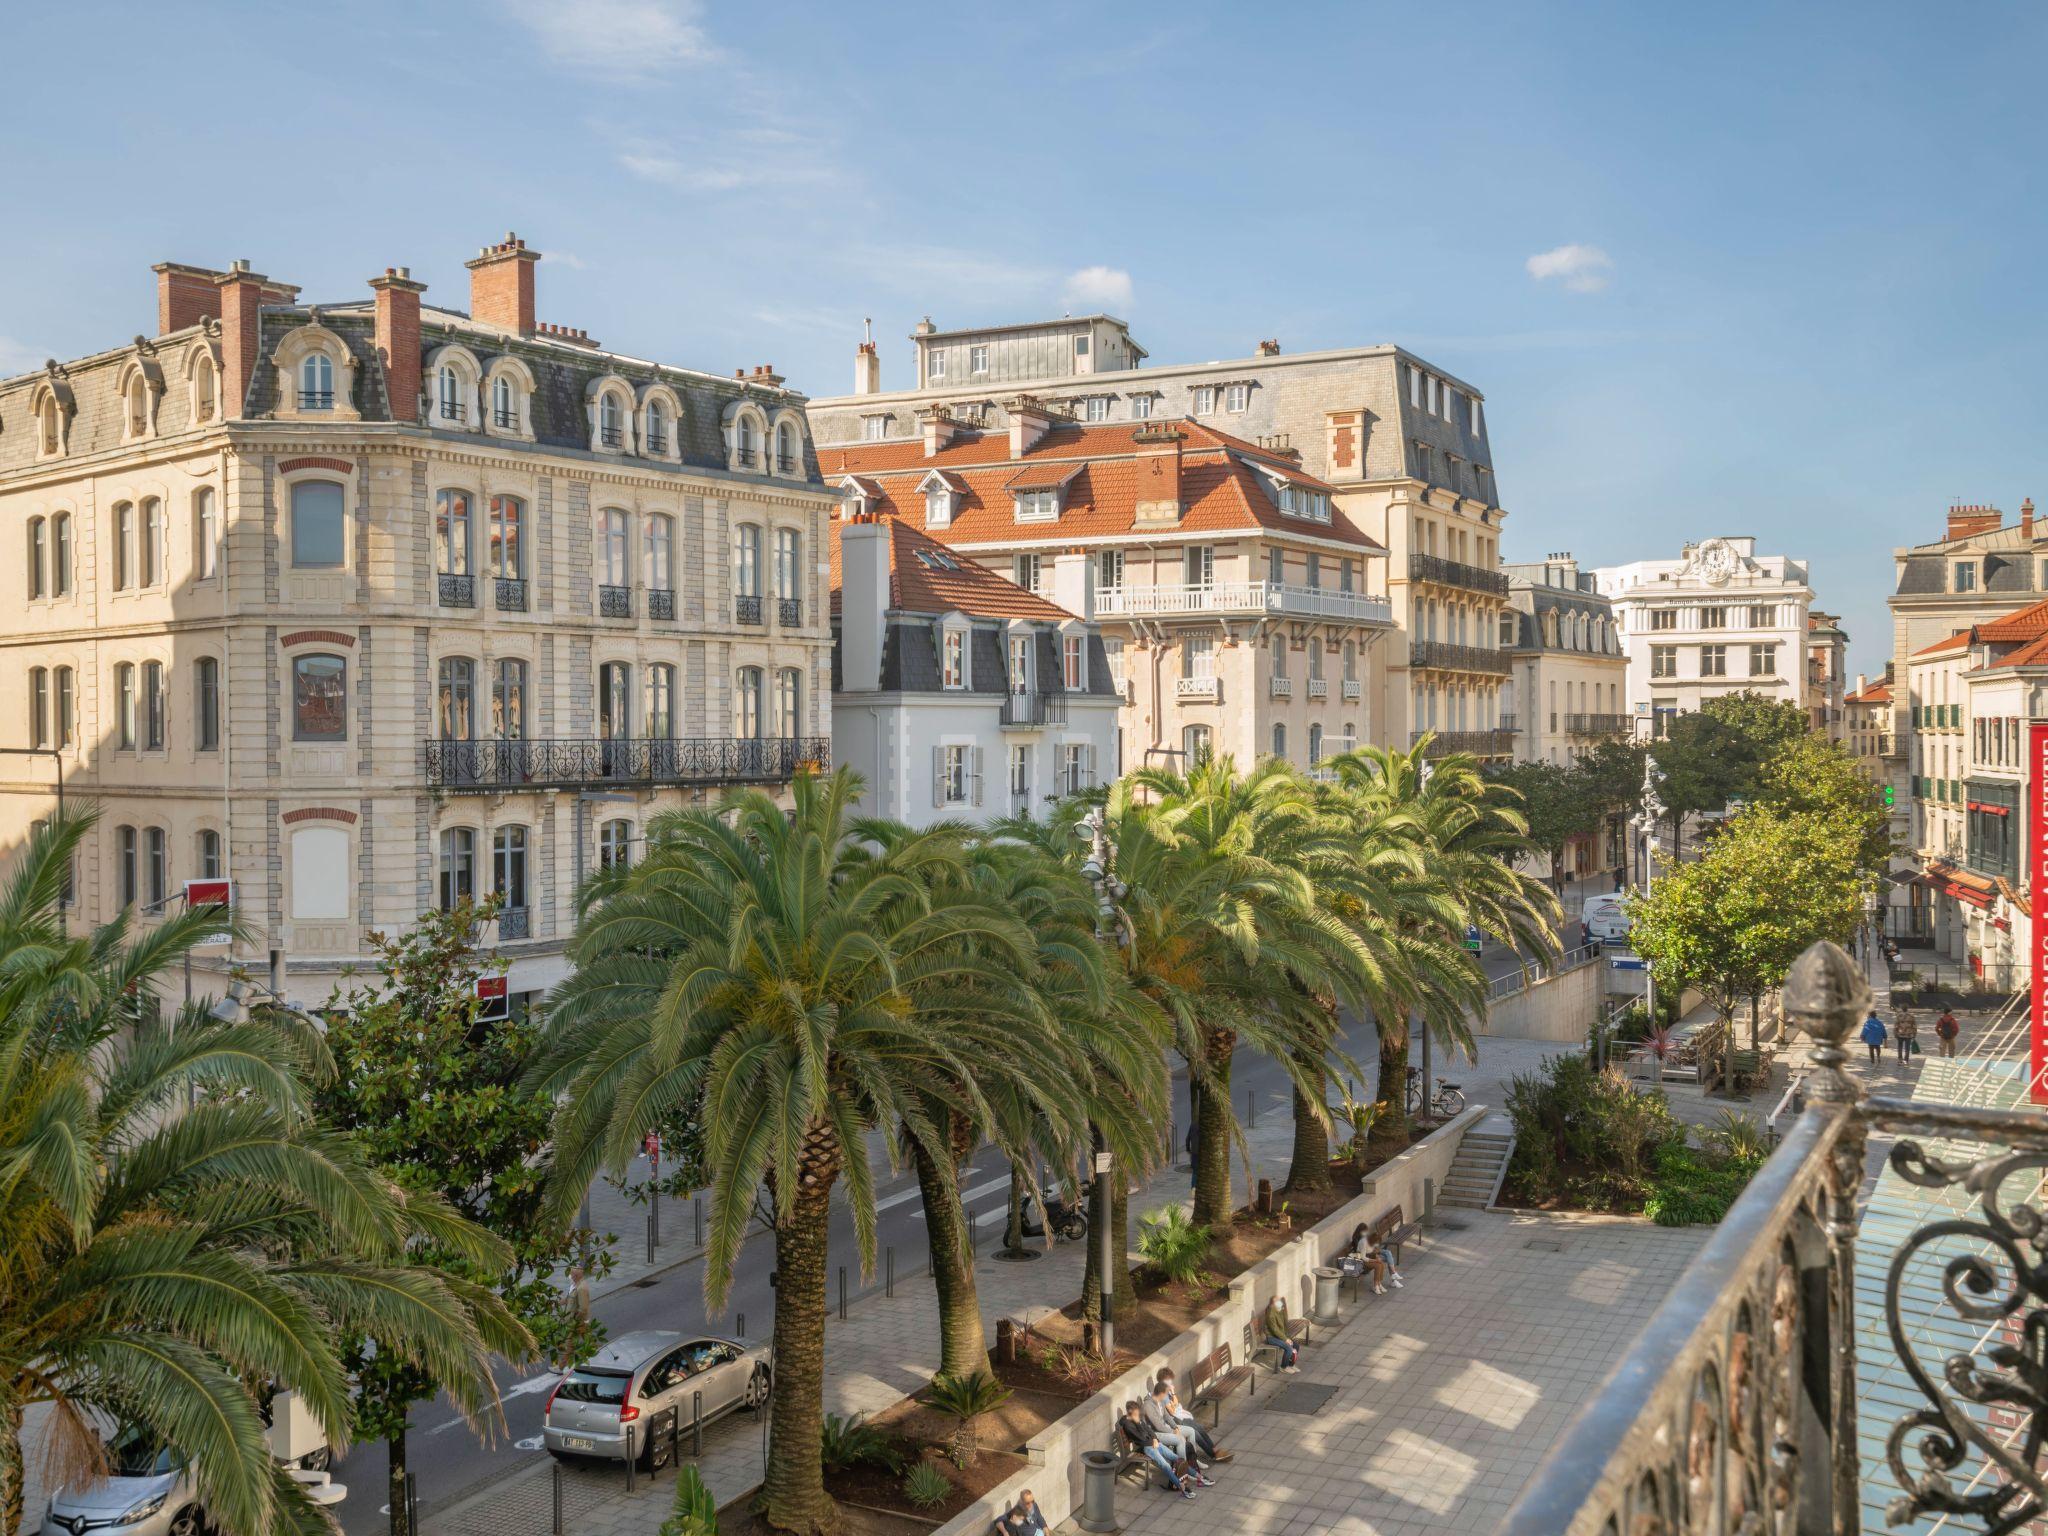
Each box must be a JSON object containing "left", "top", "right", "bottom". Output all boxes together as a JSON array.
[
  {"left": 910, "top": 1175, "right": 1014, "bottom": 1221},
  {"left": 872, "top": 1166, "right": 1000, "bottom": 1216},
  {"left": 427, "top": 1371, "right": 560, "bottom": 1434}
]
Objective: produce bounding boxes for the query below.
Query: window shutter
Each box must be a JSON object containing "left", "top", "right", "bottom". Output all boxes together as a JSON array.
[
  {"left": 932, "top": 746, "right": 947, "bottom": 809},
  {"left": 971, "top": 747, "right": 985, "bottom": 807},
  {"left": 1085, "top": 742, "right": 1097, "bottom": 788}
]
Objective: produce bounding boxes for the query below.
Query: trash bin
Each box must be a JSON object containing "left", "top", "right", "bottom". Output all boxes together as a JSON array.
[
  {"left": 1078, "top": 1449, "right": 1120, "bottom": 1532},
  {"left": 1311, "top": 1265, "right": 1343, "bottom": 1326}
]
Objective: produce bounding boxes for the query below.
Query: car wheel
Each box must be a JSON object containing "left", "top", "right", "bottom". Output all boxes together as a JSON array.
[
  {"left": 168, "top": 1505, "right": 205, "bottom": 1536},
  {"left": 744, "top": 1365, "right": 771, "bottom": 1409},
  {"left": 297, "top": 1447, "right": 333, "bottom": 1473}
]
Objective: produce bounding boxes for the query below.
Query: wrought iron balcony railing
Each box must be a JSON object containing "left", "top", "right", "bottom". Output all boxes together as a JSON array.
[
  {"left": 1407, "top": 639, "right": 1511, "bottom": 675},
  {"left": 648, "top": 589, "right": 675, "bottom": 621},
  {"left": 646, "top": 432, "right": 667, "bottom": 455},
  {"left": 1499, "top": 939, "right": 2048, "bottom": 1536},
  {"left": 438, "top": 573, "right": 475, "bottom": 608},
  {"left": 778, "top": 597, "right": 802, "bottom": 628},
  {"left": 495, "top": 577, "right": 527, "bottom": 612},
  {"left": 423, "top": 736, "right": 831, "bottom": 793},
  {"left": 494, "top": 407, "right": 518, "bottom": 430},
  {"left": 599, "top": 585, "right": 632, "bottom": 619},
  {"left": 736, "top": 595, "right": 764, "bottom": 626},
  {"left": 300, "top": 391, "right": 334, "bottom": 411},
  {"left": 496, "top": 905, "right": 530, "bottom": 940},
  {"left": 1411, "top": 728, "right": 1515, "bottom": 758},
  {"left": 600, "top": 426, "right": 624, "bottom": 448},
  {"left": 440, "top": 399, "right": 463, "bottom": 422},
  {"left": 1000, "top": 692, "right": 1069, "bottom": 729},
  {"left": 1408, "top": 551, "right": 1510, "bottom": 596},
  {"left": 1564, "top": 712, "right": 1631, "bottom": 736},
  {"left": 776, "top": 453, "right": 797, "bottom": 474}
]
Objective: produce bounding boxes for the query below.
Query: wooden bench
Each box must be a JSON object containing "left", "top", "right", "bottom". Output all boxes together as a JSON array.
[
  {"left": 1247, "top": 1314, "right": 1310, "bottom": 1373},
  {"left": 1186, "top": 1342, "right": 1253, "bottom": 1425},
  {"left": 1110, "top": 1423, "right": 1186, "bottom": 1491},
  {"left": 1372, "top": 1204, "right": 1420, "bottom": 1264}
]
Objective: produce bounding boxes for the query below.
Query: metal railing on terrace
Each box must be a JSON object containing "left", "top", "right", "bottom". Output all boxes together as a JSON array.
[
  {"left": 422, "top": 736, "right": 830, "bottom": 793},
  {"left": 1498, "top": 940, "right": 2048, "bottom": 1536},
  {"left": 1094, "top": 581, "right": 1392, "bottom": 625},
  {"left": 999, "top": 692, "right": 1069, "bottom": 729},
  {"left": 1408, "top": 551, "right": 1510, "bottom": 596},
  {"left": 1411, "top": 728, "right": 1515, "bottom": 758},
  {"left": 1407, "top": 639, "right": 1511, "bottom": 675},
  {"left": 1485, "top": 941, "right": 1604, "bottom": 1003},
  {"left": 1564, "top": 712, "right": 1632, "bottom": 736}
]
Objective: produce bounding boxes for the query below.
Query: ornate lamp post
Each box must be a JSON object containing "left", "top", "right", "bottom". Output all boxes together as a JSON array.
[
  {"left": 1632, "top": 760, "right": 1667, "bottom": 1025},
  {"left": 1078, "top": 807, "right": 1129, "bottom": 1362}
]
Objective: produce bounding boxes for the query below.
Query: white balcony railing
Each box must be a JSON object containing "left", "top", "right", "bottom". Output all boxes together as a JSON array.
[
  {"left": 1096, "top": 581, "right": 1392, "bottom": 625},
  {"left": 1306, "top": 677, "right": 1329, "bottom": 700},
  {"left": 1342, "top": 679, "right": 1362, "bottom": 700},
  {"left": 1270, "top": 675, "right": 1293, "bottom": 699},
  {"left": 1175, "top": 675, "right": 1221, "bottom": 702}
]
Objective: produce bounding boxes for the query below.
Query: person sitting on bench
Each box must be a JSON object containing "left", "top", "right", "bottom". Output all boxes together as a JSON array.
[
  {"left": 998, "top": 1490, "right": 1047, "bottom": 1536},
  {"left": 1120, "top": 1400, "right": 1203, "bottom": 1497},
  {"left": 1262, "top": 1297, "right": 1301, "bottom": 1372},
  {"left": 1142, "top": 1380, "right": 1217, "bottom": 1470},
  {"left": 1338, "top": 1222, "right": 1393, "bottom": 1293},
  {"left": 1152, "top": 1369, "right": 1230, "bottom": 1462}
]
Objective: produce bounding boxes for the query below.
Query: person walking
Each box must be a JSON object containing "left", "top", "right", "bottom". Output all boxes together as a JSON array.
[
  {"left": 1893, "top": 1008, "right": 1919, "bottom": 1064},
  {"left": 1935, "top": 1008, "right": 1961, "bottom": 1058},
  {"left": 1860, "top": 1010, "right": 1888, "bottom": 1066}
]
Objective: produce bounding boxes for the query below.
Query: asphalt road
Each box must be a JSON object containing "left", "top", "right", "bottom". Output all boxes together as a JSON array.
[{"left": 330, "top": 1009, "right": 1388, "bottom": 1535}]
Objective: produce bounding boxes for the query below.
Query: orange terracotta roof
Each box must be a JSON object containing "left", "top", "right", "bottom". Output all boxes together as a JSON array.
[
  {"left": 1984, "top": 631, "right": 2048, "bottom": 668},
  {"left": 1972, "top": 598, "right": 2048, "bottom": 641},
  {"left": 828, "top": 516, "right": 1078, "bottom": 623},
  {"left": 1910, "top": 633, "right": 1970, "bottom": 658},
  {"left": 819, "top": 417, "right": 1386, "bottom": 552},
  {"left": 1845, "top": 682, "right": 1893, "bottom": 704}
]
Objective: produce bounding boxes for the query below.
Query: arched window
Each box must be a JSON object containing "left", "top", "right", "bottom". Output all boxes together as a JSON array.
[
  {"left": 736, "top": 415, "right": 759, "bottom": 468},
  {"left": 438, "top": 365, "right": 462, "bottom": 423},
  {"left": 299, "top": 352, "right": 334, "bottom": 411},
  {"left": 492, "top": 373, "right": 516, "bottom": 430},
  {"left": 194, "top": 354, "right": 217, "bottom": 422},
  {"left": 36, "top": 394, "right": 60, "bottom": 456},
  {"left": 733, "top": 667, "right": 764, "bottom": 739},
  {"left": 646, "top": 664, "right": 675, "bottom": 738},
  {"left": 493, "top": 826, "right": 528, "bottom": 917},
  {"left": 775, "top": 421, "right": 798, "bottom": 474},
  {"left": 52, "top": 513, "right": 71, "bottom": 595},
  {"left": 1272, "top": 722, "right": 1286, "bottom": 761},
  {"left": 26, "top": 518, "right": 44, "bottom": 599},
  {"left": 292, "top": 654, "right": 347, "bottom": 740},
  {"left": 127, "top": 374, "right": 151, "bottom": 438},
  {"left": 197, "top": 828, "right": 223, "bottom": 880},
  {"left": 438, "top": 828, "right": 476, "bottom": 910},
  {"left": 599, "top": 818, "right": 633, "bottom": 871},
  {"left": 645, "top": 513, "right": 674, "bottom": 596},
  {"left": 489, "top": 495, "right": 524, "bottom": 579},
  {"left": 116, "top": 825, "right": 138, "bottom": 908},
  {"left": 113, "top": 502, "right": 134, "bottom": 590},
  {"left": 493, "top": 659, "right": 526, "bottom": 740},
  {"left": 28, "top": 668, "right": 47, "bottom": 749},
  {"left": 599, "top": 391, "right": 624, "bottom": 448},
  {"left": 735, "top": 524, "right": 763, "bottom": 598},
  {"left": 290, "top": 481, "right": 346, "bottom": 568},
  {"left": 598, "top": 662, "right": 631, "bottom": 739},
  {"left": 1308, "top": 722, "right": 1324, "bottom": 765},
  {"left": 600, "top": 509, "right": 631, "bottom": 589},
  {"left": 194, "top": 489, "right": 219, "bottom": 580},
  {"left": 146, "top": 827, "right": 168, "bottom": 909},
  {"left": 435, "top": 489, "right": 472, "bottom": 576},
  {"left": 646, "top": 400, "right": 670, "bottom": 455},
  {"left": 142, "top": 661, "right": 165, "bottom": 750},
  {"left": 140, "top": 499, "right": 163, "bottom": 586},
  {"left": 115, "top": 663, "right": 137, "bottom": 749},
  {"left": 775, "top": 668, "right": 801, "bottom": 738},
  {"left": 438, "top": 657, "right": 476, "bottom": 740},
  {"left": 54, "top": 668, "right": 73, "bottom": 747},
  {"left": 774, "top": 527, "right": 800, "bottom": 599},
  {"left": 195, "top": 657, "right": 220, "bottom": 751}
]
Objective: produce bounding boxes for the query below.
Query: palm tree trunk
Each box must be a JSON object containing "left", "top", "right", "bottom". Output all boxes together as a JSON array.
[
  {"left": 1283, "top": 1074, "right": 1332, "bottom": 1193},
  {"left": 2, "top": 1395, "right": 24, "bottom": 1536},
  {"left": 1376, "top": 1024, "right": 1411, "bottom": 1142},
  {"left": 1081, "top": 1126, "right": 1105, "bottom": 1329},
  {"left": 761, "top": 1144, "right": 840, "bottom": 1536},
  {"left": 388, "top": 1429, "right": 410, "bottom": 1536},
  {"left": 1110, "top": 1170, "right": 1136, "bottom": 1313},
  {"left": 909, "top": 1135, "right": 986, "bottom": 1380},
  {"left": 1192, "top": 1031, "right": 1236, "bottom": 1230},
  {"left": 1003, "top": 1162, "right": 1028, "bottom": 1255}
]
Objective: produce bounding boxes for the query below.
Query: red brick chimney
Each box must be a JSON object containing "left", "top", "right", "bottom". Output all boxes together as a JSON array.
[
  {"left": 154, "top": 263, "right": 224, "bottom": 334},
  {"left": 1133, "top": 423, "right": 1185, "bottom": 525},
  {"left": 2024, "top": 498, "right": 2037, "bottom": 537},
  {"left": 370, "top": 266, "right": 427, "bottom": 424},
  {"left": 1947, "top": 502, "right": 2003, "bottom": 540},
  {"left": 214, "top": 261, "right": 269, "bottom": 420},
  {"left": 466, "top": 232, "right": 540, "bottom": 333}
]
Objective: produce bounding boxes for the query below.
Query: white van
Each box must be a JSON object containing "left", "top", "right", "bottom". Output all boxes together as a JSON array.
[{"left": 1581, "top": 893, "right": 1632, "bottom": 945}]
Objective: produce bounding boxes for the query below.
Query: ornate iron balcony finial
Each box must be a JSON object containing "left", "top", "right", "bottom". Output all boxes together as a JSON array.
[{"left": 1782, "top": 938, "right": 1869, "bottom": 1104}]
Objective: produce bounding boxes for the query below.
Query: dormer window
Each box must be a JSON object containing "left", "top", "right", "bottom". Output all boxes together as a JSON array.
[
  {"left": 600, "top": 392, "right": 624, "bottom": 448},
  {"left": 919, "top": 470, "right": 961, "bottom": 528},
  {"left": 493, "top": 373, "right": 515, "bottom": 428},
  {"left": 1062, "top": 631, "right": 1087, "bottom": 691},
  {"left": 300, "top": 353, "right": 334, "bottom": 411},
  {"left": 647, "top": 400, "right": 669, "bottom": 455},
  {"left": 942, "top": 625, "right": 969, "bottom": 689},
  {"left": 1192, "top": 386, "right": 1217, "bottom": 415},
  {"left": 192, "top": 352, "right": 217, "bottom": 422},
  {"left": 1955, "top": 561, "right": 1979, "bottom": 593},
  {"left": 1015, "top": 490, "right": 1059, "bottom": 522},
  {"left": 36, "top": 394, "right": 61, "bottom": 456},
  {"left": 1275, "top": 481, "right": 1331, "bottom": 523},
  {"left": 1224, "top": 383, "right": 1250, "bottom": 412},
  {"left": 126, "top": 374, "right": 151, "bottom": 438},
  {"left": 775, "top": 420, "right": 798, "bottom": 475}
]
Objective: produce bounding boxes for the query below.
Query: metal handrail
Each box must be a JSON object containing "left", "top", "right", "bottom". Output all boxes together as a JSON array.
[
  {"left": 1408, "top": 639, "right": 1511, "bottom": 675},
  {"left": 1094, "top": 581, "right": 1392, "bottom": 625},
  {"left": 1408, "top": 551, "right": 1510, "bottom": 596},
  {"left": 422, "top": 737, "right": 831, "bottom": 793}
]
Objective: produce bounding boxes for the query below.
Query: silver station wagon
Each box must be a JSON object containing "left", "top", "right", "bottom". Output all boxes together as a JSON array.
[{"left": 543, "top": 1330, "right": 771, "bottom": 1468}]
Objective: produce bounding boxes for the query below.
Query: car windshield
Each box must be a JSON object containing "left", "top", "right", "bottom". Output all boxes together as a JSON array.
[
  {"left": 106, "top": 1427, "right": 177, "bottom": 1478},
  {"left": 555, "top": 1368, "right": 631, "bottom": 1405}
]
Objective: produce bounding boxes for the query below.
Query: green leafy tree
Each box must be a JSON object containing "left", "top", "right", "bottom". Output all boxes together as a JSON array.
[
  {"left": 1651, "top": 693, "right": 1809, "bottom": 856},
  {"left": 1578, "top": 737, "right": 1650, "bottom": 878},
  {"left": 1486, "top": 760, "right": 1602, "bottom": 890},
  {"left": 1628, "top": 805, "right": 1868, "bottom": 1089},
  {"left": 1755, "top": 732, "right": 1894, "bottom": 882},
  {"left": 0, "top": 817, "right": 528, "bottom": 1536}
]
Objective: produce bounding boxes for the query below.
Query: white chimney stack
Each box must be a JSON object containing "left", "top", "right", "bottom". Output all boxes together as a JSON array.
[
  {"left": 1051, "top": 552, "right": 1095, "bottom": 621},
  {"left": 838, "top": 521, "right": 890, "bottom": 692}
]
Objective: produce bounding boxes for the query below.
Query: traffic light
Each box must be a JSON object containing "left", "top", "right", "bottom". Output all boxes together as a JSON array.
[{"left": 1882, "top": 784, "right": 1895, "bottom": 807}]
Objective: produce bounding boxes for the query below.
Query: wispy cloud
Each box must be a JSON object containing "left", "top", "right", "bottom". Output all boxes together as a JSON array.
[
  {"left": 1525, "top": 243, "right": 1615, "bottom": 294},
  {"left": 499, "top": 0, "right": 719, "bottom": 81},
  {"left": 1061, "top": 265, "right": 1134, "bottom": 311},
  {"left": 753, "top": 304, "right": 859, "bottom": 338},
  {"left": 0, "top": 336, "right": 48, "bottom": 379},
  {"left": 619, "top": 150, "right": 753, "bottom": 193}
]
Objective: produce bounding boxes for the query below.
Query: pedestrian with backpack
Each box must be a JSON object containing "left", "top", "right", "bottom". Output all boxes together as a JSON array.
[
  {"left": 1935, "top": 1009, "right": 1961, "bottom": 1058},
  {"left": 1894, "top": 1008, "right": 1919, "bottom": 1063}
]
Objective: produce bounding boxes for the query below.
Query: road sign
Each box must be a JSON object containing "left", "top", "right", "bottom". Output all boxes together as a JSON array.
[
  {"left": 1464, "top": 925, "right": 1483, "bottom": 954},
  {"left": 184, "top": 878, "right": 234, "bottom": 945},
  {"left": 1609, "top": 956, "right": 1648, "bottom": 971},
  {"left": 476, "top": 974, "right": 510, "bottom": 1023}
]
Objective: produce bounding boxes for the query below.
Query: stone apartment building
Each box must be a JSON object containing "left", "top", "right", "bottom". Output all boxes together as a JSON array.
[
  {"left": 1805, "top": 610, "right": 1849, "bottom": 739},
  {"left": 1499, "top": 552, "right": 1629, "bottom": 765},
  {"left": 819, "top": 407, "right": 1393, "bottom": 774},
  {"left": 810, "top": 316, "right": 1511, "bottom": 757},
  {"left": 1593, "top": 537, "right": 1816, "bottom": 738},
  {"left": 0, "top": 236, "right": 836, "bottom": 1009}
]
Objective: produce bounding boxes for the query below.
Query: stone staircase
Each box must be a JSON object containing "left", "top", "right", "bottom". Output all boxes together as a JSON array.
[{"left": 1442, "top": 1123, "right": 1515, "bottom": 1209}]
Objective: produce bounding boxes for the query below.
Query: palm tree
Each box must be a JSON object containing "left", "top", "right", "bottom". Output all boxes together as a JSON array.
[
  {"left": 0, "top": 817, "right": 529, "bottom": 1536},
  {"left": 532, "top": 770, "right": 1038, "bottom": 1536},
  {"left": 1327, "top": 741, "right": 1561, "bottom": 1135}
]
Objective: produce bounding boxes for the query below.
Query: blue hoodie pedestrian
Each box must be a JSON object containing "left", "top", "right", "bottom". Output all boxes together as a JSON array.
[{"left": 1860, "top": 1011, "right": 1888, "bottom": 1065}]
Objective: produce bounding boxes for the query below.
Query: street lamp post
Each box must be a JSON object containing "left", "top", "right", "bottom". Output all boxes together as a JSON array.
[
  {"left": 1079, "top": 807, "right": 1129, "bottom": 1363},
  {"left": 1634, "top": 760, "right": 1667, "bottom": 1031}
]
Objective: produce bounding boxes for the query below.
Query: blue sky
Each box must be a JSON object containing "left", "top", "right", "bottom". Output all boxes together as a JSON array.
[{"left": 5, "top": 0, "right": 2043, "bottom": 675}]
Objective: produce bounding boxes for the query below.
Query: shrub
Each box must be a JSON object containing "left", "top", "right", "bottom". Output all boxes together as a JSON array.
[
  {"left": 903, "top": 1461, "right": 952, "bottom": 1510},
  {"left": 1701, "top": 1109, "right": 1769, "bottom": 1162},
  {"left": 658, "top": 1467, "right": 717, "bottom": 1536},
  {"left": 821, "top": 1412, "right": 904, "bottom": 1475},
  {"left": 925, "top": 1369, "right": 1011, "bottom": 1468},
  {"left": 1136, "top": 1205, "right": 1211, "bottom": 1286},
  {"left": 1644, "top": 1142, "right": 1765, "bottom": 1227},
  {"left": 1503, "top": 1052, "right": 1684, "bottom": 1207}
]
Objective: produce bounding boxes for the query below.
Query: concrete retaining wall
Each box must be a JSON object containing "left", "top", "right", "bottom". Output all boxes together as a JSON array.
[
  {"left": 1476, "top": 958, "right": 1603, "bottom": 1042},
  {"left": 930, "top": 1107, "right": 1486, "bottom": 1536}
]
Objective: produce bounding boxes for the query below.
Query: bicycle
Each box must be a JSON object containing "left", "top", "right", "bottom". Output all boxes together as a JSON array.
[{"left": 1405, "top": 1066, "right": 1466, "bottom": 1119}]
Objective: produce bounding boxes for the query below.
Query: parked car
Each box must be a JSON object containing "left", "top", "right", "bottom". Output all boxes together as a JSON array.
[
  {"left": 544, "top": 1330, "right": 771, "bottom": 1469},
  {"left": 1581, "top": 893, "right": 1632, "bottom": 945},
  {"left": 42, "top": 1427, "right": 202, "bottom": 1536}
]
